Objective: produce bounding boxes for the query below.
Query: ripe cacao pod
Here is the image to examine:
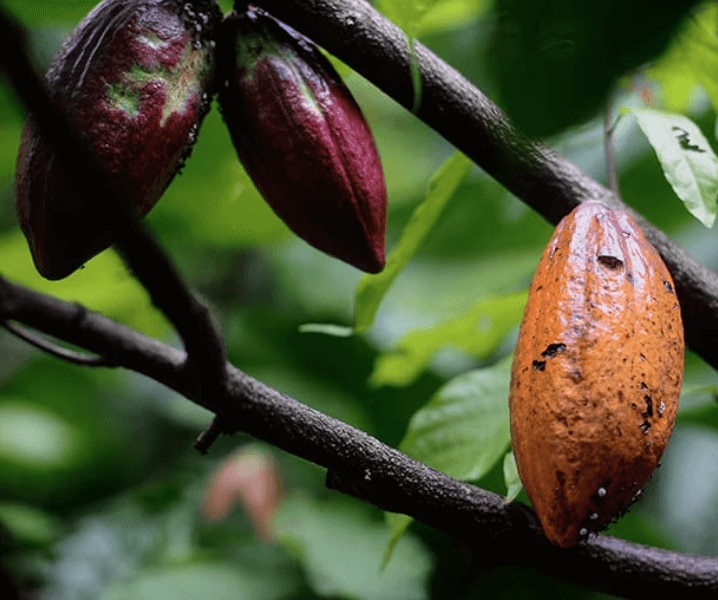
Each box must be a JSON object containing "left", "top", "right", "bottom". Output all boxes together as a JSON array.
[
  {"left": 509, "top": 201, "right": 684, "bottom": 547},
  {"left": 217, "top": 6, "right": 387, "bottom": 273},
  {"left": 15, "top": 0, "right": 220, "bottom": 280}
]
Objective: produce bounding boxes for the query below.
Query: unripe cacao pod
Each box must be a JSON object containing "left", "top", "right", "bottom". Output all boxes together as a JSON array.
[
  {"left": 217, "top": 6, "right": 387, "bottom": 273},
  {"left": 15, "top": 0, "right": 220, "bottom": 280},
  {"left": 509, "top": 201, "right": 684, "bottom": 547}
]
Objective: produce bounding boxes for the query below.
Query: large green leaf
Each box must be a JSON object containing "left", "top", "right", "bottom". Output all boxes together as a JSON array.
[
  {"left": 354, "top": 152, "right": 473, "bottom": 333},
  {"left": 399, "top": 357, "right": 512, "bottom": 482},
  {"left": 275, "top": 495, "right": 431, "bottom": 600},
  {"left": 633, "top": 109, "right": 718, "bottom": 227},
  {"left": 370, "top": 291, "right": 526, "bottom": 387}
]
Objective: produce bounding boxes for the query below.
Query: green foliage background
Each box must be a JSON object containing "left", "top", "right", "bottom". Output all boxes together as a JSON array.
[{"left": 1, "top": 1, "right": 718, "bottom": 598}]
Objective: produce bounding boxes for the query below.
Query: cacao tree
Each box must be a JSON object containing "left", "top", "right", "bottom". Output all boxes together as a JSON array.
[{"left": 1, "top": 0, "right": 718, "bottom": 598}]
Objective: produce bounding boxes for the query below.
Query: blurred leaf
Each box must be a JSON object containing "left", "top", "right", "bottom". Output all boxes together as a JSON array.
[
  {"left": 0, "top": 502, "right": 61, "bottom": 547},
  {"left": 503, "top": 451, "right": 522, "bottom": 503},
  {"left": 0, "top": 231, "right": 169, "bottom": 336},
  {"left": 633, "top": 109, "right": 718, "bottom": 226},
  {"left": 382, "top": 513, "right": 414, "bottom": 570},
  {"left": 150, "top": 108, "right": 292, "bottom": 250},
  {"left": 420, "top": 0, "right": 489, "bottom": 33},
  {"left": 649, "top": 3, "right": 718, "bottom": 114},
  {"left": 4, "top": 1, "right": 98, "bottom": 24},
  {"left": 275, "top": 495, "right": 431, "bottom": 600},
  {"left": 0, "top": 398, "right": 81, "bottom": 470},
  {"left": 651, "top": 426, "right": 718, "bottom": 554},
  {"left": 399, "top": 357, "right": 511, "bottom": 481},
  {"left": 299, "top": 323, "right": 354, "bottom": 337},
  {"left": 376, "top": 0, "right": 442, "bottom": 37},
  {"left": 354, "top": 152, "right": 473, "bottom": 333},
  {"left": 490, "top": 0, "right": 702, "bottom": 137},
  {"left": 370, "top": 291, "right": 525, "bottom": 387},
  {"left": 101, "top": 562, "right": 292, "bottom": 600}
]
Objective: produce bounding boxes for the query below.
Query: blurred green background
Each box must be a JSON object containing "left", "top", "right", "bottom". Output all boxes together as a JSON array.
[{"left": 1, "top": 0, "right": 718, "bottom": 598}]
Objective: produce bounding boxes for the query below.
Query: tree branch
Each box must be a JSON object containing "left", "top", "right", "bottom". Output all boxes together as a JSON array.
[
  {"left": 253, "top": 0, "right": 718, "bottom": 374},
  {"left": 1, "top": 0, "right": 718, "bottom": 597},
  {"left": 0, "top": 6, "right": 228, "bottom": 413},
  {"left": 0, "top": 277, "right": 715, "bottom": 598}
]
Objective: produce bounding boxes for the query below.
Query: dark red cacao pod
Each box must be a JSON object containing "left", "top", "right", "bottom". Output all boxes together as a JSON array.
[
  {"left": 509, "top": 201, "right": 685, "bottom": 547},
  {"left": 217, "top": 6, "right": 387, "bottom": 273},
  {"left": 15, "top": 0, "right": 220, "bottom": 280}
]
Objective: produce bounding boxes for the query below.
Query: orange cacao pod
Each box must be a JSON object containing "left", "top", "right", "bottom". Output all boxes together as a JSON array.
[{"left": 509, "top": 201, "right": 684, "bottom": 547}]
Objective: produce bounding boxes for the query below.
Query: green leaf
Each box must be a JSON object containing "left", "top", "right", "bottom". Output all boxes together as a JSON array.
[
  {"left": 376, "top": 0, "right": 440, "bottom": 37},
  {"left": 0, "top": 502, "right": 61, "bottom": 547},
  {"left": 399, "top": 357, "right": 512, "bottom": 481},
  {"left": 370, "top": 291, "right": 526, "bottom": 388},
  {"left": 298, "top": 323, "right": 354, "bottom": 337},
  {"left": 490, "top": 0, "right": 702, "bottom": 137},
  {"left": 649, "top": 4, "right": 718, "bottom": 114},
  {"left": 503, "top": 451, "right": 522, "bottom": 503},
  {"left": 354, "top": 152, "right": 473, "bottom": 333},
  {"left": 632, "top": 109, "right": 718, "bottom": 227},
  {"left": 101, "top": 562, "right": 292, "bottom": 600},
  {"left": 382, "top": 513, "right": 414, "bottom": 570},
  {"left": 0, "top": 231, "right": 169, "bottom": 337},
  {"left": 275, "top": 495, "right": 431, "bottom": 600}
]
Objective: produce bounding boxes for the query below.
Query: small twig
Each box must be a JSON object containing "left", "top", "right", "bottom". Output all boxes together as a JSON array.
[
  {"left": 195, "top": 416, "right": 225, "bottom": 454},
  {"left": 604, "top": 100, "right": 620, "bottom": 196},
  {"left": 1, "top": 320, "right": 110, "bottom": 367}
]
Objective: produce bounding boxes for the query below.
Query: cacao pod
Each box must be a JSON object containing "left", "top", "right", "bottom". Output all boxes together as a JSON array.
[
  {"left": 15, "top": 0, "right": 220, "bottom": 280},
  {"left": 509, "top": 201, "right": 684, "bottom": 547},
  {"left": 217, "top": 6, "right": 387, "bottom": 273}
]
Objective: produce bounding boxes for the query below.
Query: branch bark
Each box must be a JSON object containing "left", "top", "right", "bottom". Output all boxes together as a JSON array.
[
  {"left": 0, "top": 277, "right": 716, "bottom": 598},
  {"left": 1, "top": 0, "right": 717, "bottom": 598},
  {"left": 253, "top": 0, "right": 718, "bottom": 374}
]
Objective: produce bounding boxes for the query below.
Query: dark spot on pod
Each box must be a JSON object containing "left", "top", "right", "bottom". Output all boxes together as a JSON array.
[
  {"left": 541, "top": 343, "right": 567, "bottom": 358},
  {"left": 626, "top": 272, "right": 634, "bottom": 284},
  {"left": 532, "top": 360, "right": 546, "bottom": 371},
  {"left": 639, "top": 353, "right": 646, "bottom": 362},
  {"left": 640, "top": 381, "right": 648, "bottom": 390},
  {"left": 640, "top": 420, "right": 651, "bottom": 434},
  {"left": 663, "top": 280, "right": 674, "bottom": 293},
  {"left": 643, "top": 395, "right": 653, "bottom": 418},
  {"left": 597, "top": 255, "right": 623, "bottom": 269}
]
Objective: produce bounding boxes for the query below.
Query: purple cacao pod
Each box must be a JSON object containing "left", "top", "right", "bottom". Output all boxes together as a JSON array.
[
  {"left": 15, "top": 0, "right": 220, "bottom": 280},
  {"left": 218, "top": 7, "right": 387, "bottom": 273}
]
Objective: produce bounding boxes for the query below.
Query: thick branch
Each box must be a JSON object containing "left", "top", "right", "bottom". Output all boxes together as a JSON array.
[
  {"left": 254, "top": 0, "right": 718, "bottom": 373},
  {"left": 0, "top": 277, "right": 716, "bottom": 598}
]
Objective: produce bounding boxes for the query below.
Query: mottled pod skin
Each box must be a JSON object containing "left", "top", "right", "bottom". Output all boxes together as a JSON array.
[
  {"left": 509, "top": 201, "right": 684, "bottom": 547},
  {"left": 217, "top": 6, "right": 387, "bottom": 273},
  {"left": 15, "top": 0, "right": 220, "bottom": 280}
]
